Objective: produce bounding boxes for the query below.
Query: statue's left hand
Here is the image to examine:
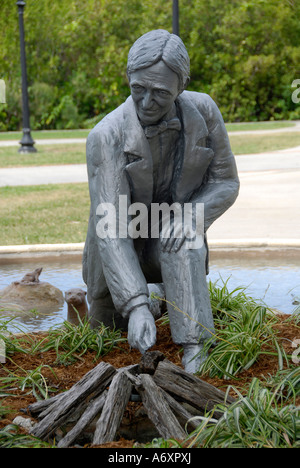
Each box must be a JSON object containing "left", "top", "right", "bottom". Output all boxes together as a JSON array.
[
  {"left": 159, "top": 217, "right": 188, "bottom": 253},
  {"left": 160, "top": 233, "right": 187, "bottom": 253}
]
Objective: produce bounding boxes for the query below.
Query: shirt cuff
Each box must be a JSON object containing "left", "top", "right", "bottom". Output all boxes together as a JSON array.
[{"left": 121, "top": 294, "right": 149, "bottom": 318}]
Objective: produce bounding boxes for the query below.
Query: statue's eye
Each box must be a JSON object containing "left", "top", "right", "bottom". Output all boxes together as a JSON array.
[
  {"left": 131, "top": 85, "right": 144, "bottom": 93},
  {"left": 156, "top": 89, "right": 170, "bottom": 97}
]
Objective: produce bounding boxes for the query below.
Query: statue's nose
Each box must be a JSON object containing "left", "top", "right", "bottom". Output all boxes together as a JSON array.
[{"left": 142, "top": 91, "right": 154, "bottom": 109}]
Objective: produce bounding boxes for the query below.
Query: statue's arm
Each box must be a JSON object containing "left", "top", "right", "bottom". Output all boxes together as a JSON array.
[
  {"left": 194, "top": 95, "right": 240, "bottom": 232},
  {"left": 86, "top": 127, "right": 149, "bottom": 318}
]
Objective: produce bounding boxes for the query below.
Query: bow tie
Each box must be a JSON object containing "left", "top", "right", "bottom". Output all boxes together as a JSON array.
[{"left": 144, "top": 117, "right": 181, "bottom": 138}]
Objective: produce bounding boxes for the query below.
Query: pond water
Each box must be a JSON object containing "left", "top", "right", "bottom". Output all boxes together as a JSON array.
[{"left": 0, "top": 252, "right": 299, "bottom": 332}]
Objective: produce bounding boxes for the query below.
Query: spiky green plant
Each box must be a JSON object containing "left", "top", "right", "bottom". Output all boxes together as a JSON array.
[
  {"left": 0, "top": 402, "right": 10, "bottom": 419},
  {"left": 139, "top": 438, "right": 184, "bottom": 449},
  {"left": 198, "top": 302, "right": 286, "bottom": 380},
  {"left": 186, "top": 378, "right": 300, "bottom": 448},
  {"left": 0, "top": 363, "right": 58, "bottom": 400},
  {"left": 0, "top": 424, "right": 54, "bottom": 448},
  {"left": 34, "top": 313, "right": 126, "bottom": 365},
  {"left": 264, "top": 366, "right": 300, "bottom": 403},
  {"left": 0, "top": 316, "right": 32, "bottom": 357},
  {"left": 153, "top": 278, "right": 286, "bottom": 379}
]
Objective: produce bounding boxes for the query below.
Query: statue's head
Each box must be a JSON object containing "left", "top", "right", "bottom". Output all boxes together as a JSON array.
[{"left": 127, "top": 30, "right": 190, "bottom": 126}]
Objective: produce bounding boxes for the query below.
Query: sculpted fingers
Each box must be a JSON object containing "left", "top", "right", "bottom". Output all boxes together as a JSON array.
[
  {"left": 141, "top": 319, "right": 157, "bottom": 351},
  {"left": 127, "top": 307, "right": 156, "bottom": 354}
]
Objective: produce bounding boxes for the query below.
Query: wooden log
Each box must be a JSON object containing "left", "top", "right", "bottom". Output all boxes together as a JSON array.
[
  {"left": 137, "top": 373, "right": 186, "bottom": 441},
  {"left": 57, "top": 390, "right": 108, "bottom": 448},
  {"left": 93, "top": 370, "right": 132, "bottom": 445},
  {"left": 160, "top": 388, "right": 200, "bottom": 431},
  {"left": 153, "top": 360, "right": 235, "bottom": 418},
  {"left": 28, "top": 364, "right": 140, "bottom": 419},
  {"left": 32, "top": 362, "right": 116, "bottom": 440},
  {"left": 28, "top": 392, "right": 64, "bottom": 418},
  {"left": 139, "top": 351, "right": 165, "bottom": 375},
  {"left": 32, "top": 364, "right": 138, "bottom": 421}
]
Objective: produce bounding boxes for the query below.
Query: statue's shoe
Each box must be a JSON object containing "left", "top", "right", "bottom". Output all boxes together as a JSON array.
[{"left": 182, "top": 343, "right": 207, "bottom": 374}]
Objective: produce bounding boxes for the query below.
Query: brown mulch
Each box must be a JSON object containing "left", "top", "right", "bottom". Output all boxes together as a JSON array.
[{"left": 0, "top": 314, "right": 299, "bottom": 447}]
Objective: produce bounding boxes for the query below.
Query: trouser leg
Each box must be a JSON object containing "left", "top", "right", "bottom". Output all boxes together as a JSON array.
[
  {"left": 88, "top": 292, "right": 129, "bottom": 330},
  {"left": 159, "top": 242, "right": 214, "bottom": 346},
  {"left": 87, "top": 239, "right": 214, "bottom": 350}
]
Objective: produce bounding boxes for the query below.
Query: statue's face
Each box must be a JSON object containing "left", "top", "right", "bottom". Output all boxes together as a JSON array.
[{"left": 129, "top": 61, "right": 180, "bottom": 126}]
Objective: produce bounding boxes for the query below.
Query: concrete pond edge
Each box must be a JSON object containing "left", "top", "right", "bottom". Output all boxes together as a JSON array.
[{"left": 0, "top": 239, "right": 299, "bottom": 263}]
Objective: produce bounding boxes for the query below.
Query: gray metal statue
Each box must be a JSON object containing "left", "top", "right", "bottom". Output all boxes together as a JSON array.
[{"left": 83, "top": 30, "right": 239, "bottom": 373}]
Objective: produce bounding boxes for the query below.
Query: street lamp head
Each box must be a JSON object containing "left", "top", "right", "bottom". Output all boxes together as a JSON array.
[{"left": 16, "top": 1, "right": 26, "bottom": 7}]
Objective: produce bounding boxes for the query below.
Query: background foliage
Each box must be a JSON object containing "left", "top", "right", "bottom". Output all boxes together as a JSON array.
[{"left": 0, "top": 0, "right": 300, "bottom": 131}]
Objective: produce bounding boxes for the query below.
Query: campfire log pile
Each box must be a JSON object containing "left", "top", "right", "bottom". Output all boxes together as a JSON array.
[{"left": 28, "top": 352, "right": 235, "bottom": 447}]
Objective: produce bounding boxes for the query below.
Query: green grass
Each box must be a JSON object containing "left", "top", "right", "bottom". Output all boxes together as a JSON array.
[
  {"left": 0, "top": 143, "right": 86, "bottom": 167},
  {"left": 225, "top": 121, "right": 296, "bottom": 132},
  {"left": 0, "top": 129, "right": 90, "bottom": 141},
  {"left": 229, "top": 132, "right": 300, "bottom": 155},
  {"left": 0, "top": 183, "right": 90, "bottom": 245}
]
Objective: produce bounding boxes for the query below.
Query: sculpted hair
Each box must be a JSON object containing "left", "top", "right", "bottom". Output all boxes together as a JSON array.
[{"left": 127, "top": 29, "right": 190, "bottom": 92}]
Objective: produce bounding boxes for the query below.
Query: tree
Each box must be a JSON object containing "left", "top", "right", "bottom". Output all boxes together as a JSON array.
[{"left": 0, "top": 0, "right": 299, "bottom": 130}]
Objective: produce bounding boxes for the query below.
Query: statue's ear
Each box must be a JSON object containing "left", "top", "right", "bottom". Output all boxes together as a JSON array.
[
  {"left": 184, "top": 76, "right": 190, "bottom": 90},
  {"left": 178, "top": 76, "right": 190, "bottom": 96}
]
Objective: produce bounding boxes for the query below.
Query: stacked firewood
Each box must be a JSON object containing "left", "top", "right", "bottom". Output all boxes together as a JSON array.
[{"left": 28, "top": 352, "right": 235, "bottom": 447}]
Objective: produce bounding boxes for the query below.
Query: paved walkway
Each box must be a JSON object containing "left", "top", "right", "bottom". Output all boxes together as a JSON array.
[
  {"left": 0, "top": 145, "right": 299, "bottom": 186},
  {"left": 226, "top": 120, "right": 300, "bottom": 136},
  {"left": 0, "top": 163, "right": 88, "bottom": 186},
  {"left": 0, "top": 134, "right": 299, "bottom": 246}
]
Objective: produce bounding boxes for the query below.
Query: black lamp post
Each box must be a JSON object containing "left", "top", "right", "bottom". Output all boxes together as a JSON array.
[
  {"left": 16, "top": 0, "right": 36, "bottom": 153},
  {"left": 172, "top": 0, "right": 180, "bottom": 37}
]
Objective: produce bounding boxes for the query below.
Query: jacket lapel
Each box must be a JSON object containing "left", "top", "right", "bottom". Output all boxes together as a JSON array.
[
  {"left": 174, "top": 93, "right": 214, "bottom": 202},
  {"left": 123, "top": 96, "right": 153, "bottom": 206}
]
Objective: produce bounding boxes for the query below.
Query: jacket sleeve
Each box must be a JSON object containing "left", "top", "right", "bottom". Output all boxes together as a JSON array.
[
  {"left": 192, "top": 93, "right": 240, "bottom": 232},
  {"left": 86, "top": 121, "right": 149, "bottom": 318}
]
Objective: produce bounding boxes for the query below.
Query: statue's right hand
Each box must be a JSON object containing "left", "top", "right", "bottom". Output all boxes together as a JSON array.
[{"left": 127, "top": 305, "right": 157, "bottom": 354}]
